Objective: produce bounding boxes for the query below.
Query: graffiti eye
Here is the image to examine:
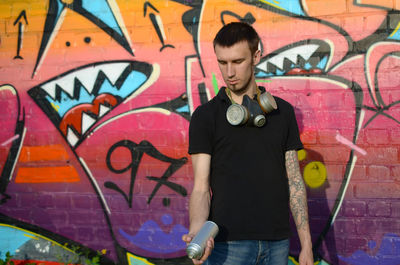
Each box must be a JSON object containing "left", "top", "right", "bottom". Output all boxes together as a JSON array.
[{"left": 255, "top": 39, "right": 331, "bottom": 77}]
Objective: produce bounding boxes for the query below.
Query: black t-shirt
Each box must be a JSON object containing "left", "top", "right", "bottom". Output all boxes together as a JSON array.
[{"left": 188, "top": 87, "right": 303, "bottom": 241}]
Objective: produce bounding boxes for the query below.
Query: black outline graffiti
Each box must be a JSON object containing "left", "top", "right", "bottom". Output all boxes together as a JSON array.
[
  {"left": 0, "top": 85, "right": 25, "bottom": 205},
  {"left": 32, "top": 0, "right": 134, "bottom": 77},
  {"left": 362, "top": 50, "right": 400, "bottom": 128},
  {"left": 220, "top": 11, "right": 256, "bottom": 25},
  {"left": 13, "top": 10, "right": 28, "bottom": 60},
  {"left": 144, "top": 1, "right": 175, "bottom": 52},
  {"left": 105, "top": 139, "right": 187, "bottom": 207},
  {"left": 152, "top": 93, "right": 191, "bottom": 120},
  {"left": 182, "top": 4, "right": 206, "bottom": 77},
  {"left": 351, "top": 10, "right": 400, "bottom": 55}
]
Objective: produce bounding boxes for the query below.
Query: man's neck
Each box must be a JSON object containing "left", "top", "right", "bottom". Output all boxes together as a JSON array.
[{"left": 229, "top": 82, "right": 258, "bottom": 104}]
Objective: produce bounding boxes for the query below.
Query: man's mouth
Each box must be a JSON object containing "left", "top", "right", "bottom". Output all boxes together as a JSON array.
[{"left": 255, "top": 39, "right": 331, "bottom": 77}]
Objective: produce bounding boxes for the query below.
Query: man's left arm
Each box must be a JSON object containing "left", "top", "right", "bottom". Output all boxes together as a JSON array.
[{"left": 285, "top": 150, "right": 314, "bottom": 265}]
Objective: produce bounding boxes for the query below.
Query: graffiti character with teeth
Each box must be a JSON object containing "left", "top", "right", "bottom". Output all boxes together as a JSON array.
[
  {"left": 197, "top": 1, "right": 400, "bottom": 264},
  {"left": 183, "top": 22, "right": 313, "bottom": 265},
  {"left": 0, "top": 1, "right": 198, "bottom": 264}
]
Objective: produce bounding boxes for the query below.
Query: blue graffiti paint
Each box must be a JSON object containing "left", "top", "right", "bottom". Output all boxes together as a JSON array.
[
  {"left": 176, "top": 105, "right": 189, "bottom": 113},
  {"left": 339, "top": 233, "right": 400, "bottom": 265},
  {"left": 161, "top": 214, "right": 173, "bottom": 225},
  {"left": 276, "top": 69, "right": 285, "bottom": 76},
  {"left": 46, "top": 84, "right": 95, "bottom": 117},
  {"left": 55, "top": 0, "right": 64, "bottom": 21},
  {"left": 258, "top": 0, "right": 305, "bottom": 16},
  {"left": 255, "top": 71, "right": 273, "bottom": 78},
  {"left": 388, "top": 22, "right": 400, "bottom": 40},
  {"left": 81, "top": 0, "right": 123, "bottom": 36},
  {"left": 98, "top": 70, "right": 146, "bottom": 99},
  {"left": 316, "top": 56, "right": 328, "bottom": 70},
  {"left": 0, "top": 225, "right": 31, "bottom": 259},
  {"left": 119, "top": 214, "right": 188, "bottom": 254}
]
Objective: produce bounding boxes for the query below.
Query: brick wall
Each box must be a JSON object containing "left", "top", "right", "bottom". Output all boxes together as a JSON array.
[{"left": 0, "top": 1, "right": 399, "bottom": 264}]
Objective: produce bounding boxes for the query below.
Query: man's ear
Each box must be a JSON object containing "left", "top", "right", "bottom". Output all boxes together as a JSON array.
[{"left": 253, "top": 49, "right": 261, "bottom": 65}]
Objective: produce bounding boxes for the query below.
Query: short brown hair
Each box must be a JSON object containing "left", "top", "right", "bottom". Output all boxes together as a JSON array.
[{"left": 213, "top": 22, "right": 260, "bottom": 55}]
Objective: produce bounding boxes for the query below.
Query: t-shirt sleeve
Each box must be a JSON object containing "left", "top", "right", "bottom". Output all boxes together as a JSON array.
[
  {"left": 188, "top": 105, "right": 213, "bottom": 155},
  {"left": 285, "top": 103, "right": 303, "bottom": 151}
]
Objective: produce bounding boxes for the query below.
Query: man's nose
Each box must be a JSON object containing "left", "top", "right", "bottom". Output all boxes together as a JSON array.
[{"left": 227, "top": 63, "right": 235, "bottom": 77}]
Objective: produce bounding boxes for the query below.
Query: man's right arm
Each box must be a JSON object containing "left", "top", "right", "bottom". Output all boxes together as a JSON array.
[{"left": 182, "top": 153, "right": 213, "bottom": 264}]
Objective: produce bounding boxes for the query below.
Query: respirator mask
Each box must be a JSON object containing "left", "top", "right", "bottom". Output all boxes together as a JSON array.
[{"left": 226, "top": 88, "right": 277, "bottom": 127}]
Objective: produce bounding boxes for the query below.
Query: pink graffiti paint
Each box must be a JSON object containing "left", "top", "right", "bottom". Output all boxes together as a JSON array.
[
  {"left": 1, "top": 134, "right": 20, "bottom": 147},
  {"left": 336, "top": 133, "right": 367, "bottom": 156}
]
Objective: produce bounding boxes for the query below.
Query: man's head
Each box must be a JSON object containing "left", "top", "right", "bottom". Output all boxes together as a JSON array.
[
  {"left": 213, "top": 22, "right": 261, "bottom": 94},
  {"left": 213, "top": 22, "right": 260, "bottom": 56}
]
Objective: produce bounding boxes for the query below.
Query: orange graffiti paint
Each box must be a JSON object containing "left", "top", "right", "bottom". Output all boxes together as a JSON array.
[
  {"left": 304, "top": 0, "right": 387, "bottom": 41},
  {"left": 15, "top": 165, "right": 80, "bottom": 183},
  {"left": 18, "top": 145, "right": 69, "bottom": 162}
]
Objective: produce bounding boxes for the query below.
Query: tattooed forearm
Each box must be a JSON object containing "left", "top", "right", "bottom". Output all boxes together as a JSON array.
[{"left": 286, "top": 150, "right": 309, "bottom": 231}]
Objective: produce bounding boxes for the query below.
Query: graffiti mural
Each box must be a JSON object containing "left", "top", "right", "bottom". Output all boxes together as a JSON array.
[{"left": 0, "top": 0, "right": 399, "bottom": 264}]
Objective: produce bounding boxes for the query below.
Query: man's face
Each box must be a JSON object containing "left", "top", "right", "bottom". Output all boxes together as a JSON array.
[{"left": 215, "top": 41, "right": 260, "bottom": 94}]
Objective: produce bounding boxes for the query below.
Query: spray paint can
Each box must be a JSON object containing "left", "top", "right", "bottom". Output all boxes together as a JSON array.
[{"left": 186, "top": 221, "right": 219, "bottom": 260}]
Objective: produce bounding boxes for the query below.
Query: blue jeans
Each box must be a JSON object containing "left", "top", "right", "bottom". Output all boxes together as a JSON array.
[{"left": 204, "top": 239, "right": 289, "bottom": 265}]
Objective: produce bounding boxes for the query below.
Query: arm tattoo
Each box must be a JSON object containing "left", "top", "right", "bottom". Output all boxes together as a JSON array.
[{"left": 286, "top": 150, "right": 309, "bottom": 231}]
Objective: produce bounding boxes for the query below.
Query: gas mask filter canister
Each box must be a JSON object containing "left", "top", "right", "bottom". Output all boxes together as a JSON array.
[{"left": 226, "top": 88, "right": 277, "bottom": 127}]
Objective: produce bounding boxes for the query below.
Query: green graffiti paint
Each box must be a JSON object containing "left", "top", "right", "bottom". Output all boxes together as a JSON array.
[{"left": 212, "top": 73, "right": 219, "bottom": 94}]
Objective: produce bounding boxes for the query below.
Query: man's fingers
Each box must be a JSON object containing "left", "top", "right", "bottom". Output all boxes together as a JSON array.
[
  {"left": 188, "top": 237, "right": 214, "bottom": 264},
  {"left": 198, "top": 238, "right": 214, "bottom": 263},
  {"left": 182, "top": 234, "right": 193, "bottom": 244}
]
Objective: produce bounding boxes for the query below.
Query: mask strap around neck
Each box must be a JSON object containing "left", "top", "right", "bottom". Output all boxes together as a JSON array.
[{"left": 225, "top": 87, "right": 262, "bottom": 104}]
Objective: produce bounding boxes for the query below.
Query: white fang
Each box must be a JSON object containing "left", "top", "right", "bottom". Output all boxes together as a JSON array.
[
  {"left": 67, "top": 127, "right": 79, "bottom": 147},
  {"left": 257, "top": 44, "right": 320, "bottom": 71},
  {"left": 75, "top": 66, "right": 100, "bottom": 93},
  {"left": 81, "top": 112, "right": 96, "bottom": 134},
  {"left": 98, "top": 104, "right": 111, "bottom": 117},
  {"left": 40, "top": 62, "right": 130, "bottom": 99},
  {"left": 98, "top": 62, "right": 129, "bottom": 86}
]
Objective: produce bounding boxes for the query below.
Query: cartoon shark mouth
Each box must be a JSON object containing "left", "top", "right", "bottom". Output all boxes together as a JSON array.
[
  {"left": 28, "top": 61, "right": 153, "bottom": 148},
  {"left": 255, "top": 39, "right": 331, "bottom": 77}
]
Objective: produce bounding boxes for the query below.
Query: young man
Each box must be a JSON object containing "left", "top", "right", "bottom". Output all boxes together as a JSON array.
[{"left": 182, "top": 22, "right": 313, "bottom": 265}]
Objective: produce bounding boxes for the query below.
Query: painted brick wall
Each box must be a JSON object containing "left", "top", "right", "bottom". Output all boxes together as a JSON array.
[{"left": 0, "top": 1, "right": 399, "bottom": 265}]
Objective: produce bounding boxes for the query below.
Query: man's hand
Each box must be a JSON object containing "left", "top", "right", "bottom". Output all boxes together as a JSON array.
[
  {"left": 298, "top": 245, "right": 314, "bottom": 265},
  {"left": 182, "top": 234, "right": 214, "bottom": 264}
]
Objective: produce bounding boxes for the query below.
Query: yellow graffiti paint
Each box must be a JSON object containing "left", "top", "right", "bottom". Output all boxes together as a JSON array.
[
  {"left": 303, "top": 161, "right": 327, "bottom": 188},
  {"left": 297, "top": 149, "right": 307, "bottom": 161},
  {"left": 259, "top": 0, "right": 285, "bottom": 11},
  {"left": 61, "top": 0, "right": 74, "bottom": 4},
  {"left": 23, "top": 233, "right": 39, "bottom": 240},
  {"left": 127, "top": 252, "right": 154, "bottom": 265},
  {"left": 50, "top": 102, "right": 60, "bottom": 111},
  {"left": 288, "top": 255, "right": 325, "bottom": 265},
  {"left": 389, "top": 21, "right": 400, "bottom": 38}
]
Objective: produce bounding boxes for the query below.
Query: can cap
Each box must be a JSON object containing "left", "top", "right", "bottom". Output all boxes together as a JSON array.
[{"left": 186, "top": 243, "right": 203, "bottom": 259}]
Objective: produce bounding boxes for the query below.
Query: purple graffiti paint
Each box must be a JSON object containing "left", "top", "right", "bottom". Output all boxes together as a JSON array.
[{"left": 339, "top": 233, "right": 400, "bottom": 265}]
